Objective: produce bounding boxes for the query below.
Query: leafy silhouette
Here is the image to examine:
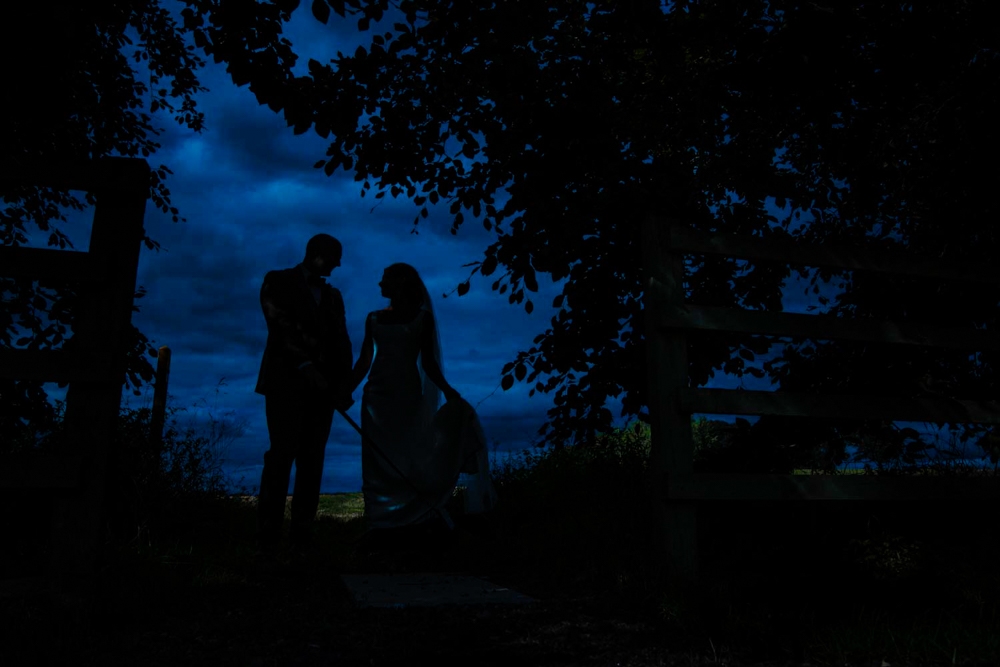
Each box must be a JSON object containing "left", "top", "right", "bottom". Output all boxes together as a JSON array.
[
  {"left": 146, "top": 3, "right": 1000, "bottom": 452},
  {"left": 0, "top": 2, "right": 225, "bottom": 447}
]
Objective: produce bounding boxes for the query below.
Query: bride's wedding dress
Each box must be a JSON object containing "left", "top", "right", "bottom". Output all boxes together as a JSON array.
[{"left": 360, "top": 309, "right": 496, "bottom": 530}]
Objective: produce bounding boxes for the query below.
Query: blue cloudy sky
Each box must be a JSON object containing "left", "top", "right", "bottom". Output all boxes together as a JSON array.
[
  {"left": 21, "top": 7, "right": 992, "bottom": 492},
  {"left": 29, "top": 10, "right": 596, "bottom": 492}
]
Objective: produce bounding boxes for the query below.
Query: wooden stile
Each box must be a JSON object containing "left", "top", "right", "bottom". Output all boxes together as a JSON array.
[
  {"left": 641, "top": 216, "right": 1000, "bottom": 591},
  {"left": 0, "top": 157, "right": 150, "bottom": 600}
]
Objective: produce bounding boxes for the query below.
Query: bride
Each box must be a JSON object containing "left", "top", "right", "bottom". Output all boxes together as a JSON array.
[{"left": 350, "top": 263, "right": 477, "bottom": 531}]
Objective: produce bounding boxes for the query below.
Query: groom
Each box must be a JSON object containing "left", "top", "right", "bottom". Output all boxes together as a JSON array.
[{"left": 255, "top": 233, "right": 354, "bottom": 553}]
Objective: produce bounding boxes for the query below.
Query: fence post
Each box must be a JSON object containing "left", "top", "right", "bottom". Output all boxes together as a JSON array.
[
  {"left": 641, "top": 215, "right": 698, "bottom": 592},
  {"left": 48, "top": 157, "right": 149, "bottom": 599},
  {"left": 150, "top": 346, "right": 171, "bottom": 451}
]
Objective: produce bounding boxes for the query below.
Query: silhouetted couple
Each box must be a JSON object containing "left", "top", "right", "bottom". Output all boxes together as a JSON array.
[{"left": 254, "top": 234, "right": 496, "bottom": 554}]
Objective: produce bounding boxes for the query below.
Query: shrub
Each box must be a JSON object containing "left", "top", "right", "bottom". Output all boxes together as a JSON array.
[
  {"left": 490, "top": 421, "right": 651, "bottom": 501},
  {"left": 2, "top": 380, "right": 247, "bottom": 549}
]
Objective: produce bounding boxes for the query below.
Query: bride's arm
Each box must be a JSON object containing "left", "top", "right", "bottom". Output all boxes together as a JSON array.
[
  {"left": 351, "top": 313, "right": 375, "bottom": 392},
  {"left": 420, "top": 315, "right": 459, "bottom": 400}
]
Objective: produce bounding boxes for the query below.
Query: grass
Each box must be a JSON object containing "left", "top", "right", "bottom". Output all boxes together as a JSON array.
[{"left": 3, "top": 426, "right": 1000, "bottom": 666}]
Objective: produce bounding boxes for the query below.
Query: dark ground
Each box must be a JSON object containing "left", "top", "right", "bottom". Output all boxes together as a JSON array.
[{"left": 2, "top": 490, "right": 999, "bottom": 666}]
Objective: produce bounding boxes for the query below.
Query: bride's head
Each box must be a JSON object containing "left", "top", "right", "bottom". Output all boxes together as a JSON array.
[{"left": 379, "top": 263, "right": 427, "bottom": 311}]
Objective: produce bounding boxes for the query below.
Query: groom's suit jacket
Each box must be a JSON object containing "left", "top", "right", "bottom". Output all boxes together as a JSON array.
[{"left": 255, "top": 263, "right": 353, "bottom": 397}]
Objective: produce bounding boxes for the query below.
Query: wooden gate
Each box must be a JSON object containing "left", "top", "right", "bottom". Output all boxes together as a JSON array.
[
  {"left": 0, "top": 157, "right": 150, "bottom": 598},
  {"left": 640, "top": 216, "right": 1000, "bottom": 589}
]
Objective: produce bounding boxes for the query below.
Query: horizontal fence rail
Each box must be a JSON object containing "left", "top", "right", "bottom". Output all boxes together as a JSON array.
[
  {"left": 656, "top": 302, "right": 1000, "bottom": 351},
  {"left": 680, "top": 388, "right": 1000, "bottom": 424},
  {"left": 666, "top": 473, "right": 1000, "bottom": 501},
  {"left": 0, "top": 161, "right": 126, "bottom": 194},
  {"left": 0, "top": 348, "right": 109, "bottom": 384},
  {"left": 0, "top": 246, "right": 109, "bottom": 283},
  {"left": 669, "top": 225, "right": 1000, "bottom": 284}
]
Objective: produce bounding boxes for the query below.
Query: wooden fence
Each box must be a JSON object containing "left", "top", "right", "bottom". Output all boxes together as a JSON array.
[
  {"left": 0, "top": 157, "right": 150, "bottom": 599},
  {"left": 640, "top": 216, "right": 1000, "bottom": 589}
]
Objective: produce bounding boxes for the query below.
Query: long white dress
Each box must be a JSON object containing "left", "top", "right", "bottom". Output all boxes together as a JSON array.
[
  {"left": 360, "top": 308, "right": 498, "bottom": 530},
  {"left": 360, "top": 309, "right": 454, "bottom": 529}
]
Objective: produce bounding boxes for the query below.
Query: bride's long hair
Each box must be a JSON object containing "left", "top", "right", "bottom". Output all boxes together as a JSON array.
[{"left": 384, "top": 263, "right": 444, "bottom": 418}]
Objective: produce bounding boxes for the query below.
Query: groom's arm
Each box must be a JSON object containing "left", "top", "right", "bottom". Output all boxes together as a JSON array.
[{"left": 260, "top": 271, "right": 314, "bottom": 368}]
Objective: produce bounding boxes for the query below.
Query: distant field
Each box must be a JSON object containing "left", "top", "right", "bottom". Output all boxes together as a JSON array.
[
  {"left": 233, "top": 492, "right": 364, "bottom": 519},
  {"left": 317, "top": 492, "right": 364, "bottom": 517}
]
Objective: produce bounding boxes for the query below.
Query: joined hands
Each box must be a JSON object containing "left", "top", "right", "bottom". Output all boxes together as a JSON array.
[{"left": 301, "top": 365, "right": 354, "bottom": 410}]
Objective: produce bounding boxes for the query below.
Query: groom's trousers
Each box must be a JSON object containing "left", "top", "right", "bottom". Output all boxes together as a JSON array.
[{"left": 258, "top": 388, "right": 335, "bottom": 548}]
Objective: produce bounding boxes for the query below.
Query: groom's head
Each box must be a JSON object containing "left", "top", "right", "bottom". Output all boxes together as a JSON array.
[{"left": 304, "top": 234, "right": 342, "bottom": 277}]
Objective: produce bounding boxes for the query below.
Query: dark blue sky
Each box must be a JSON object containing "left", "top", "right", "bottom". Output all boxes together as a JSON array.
[
  {"left": 28, "top": 12, "right": 594, "bottom": 492},
  {"left": 20, "top": 8, "right": 991, "bottom": 491}
]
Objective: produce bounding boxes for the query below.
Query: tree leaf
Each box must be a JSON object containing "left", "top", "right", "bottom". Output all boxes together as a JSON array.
[
  {"left": 501, "top": 375, "right": 514, "bottom": 391},
  {"left": 311, "top": 0, "right": 330, "bottom": 24},
  {"left": 457, "top": 281, "right": 470, "bottom": 296},
  {"left": 523, "top": 269, "right": 538, "bottom": 292}
]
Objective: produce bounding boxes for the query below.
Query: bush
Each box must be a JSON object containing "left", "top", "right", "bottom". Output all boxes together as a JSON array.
[
  {"left": 1, "top": 380, "right": 248, "bottom": 552},
  {"left": 491, "top": 421, "right": 651, "bottom": 500},
  {"left": 483, "top": 423, "right": 657, "bottom": 600}
]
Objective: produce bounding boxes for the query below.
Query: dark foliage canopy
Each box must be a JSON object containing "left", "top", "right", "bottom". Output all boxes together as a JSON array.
[
  {"left": 6, "top": 1, "right": 999, "bottom": 463},
  {"left": 187, "top": 0, "right": 999, "bottom": 455}
]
